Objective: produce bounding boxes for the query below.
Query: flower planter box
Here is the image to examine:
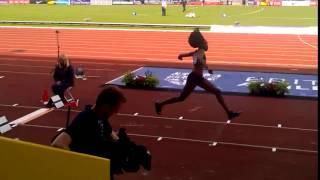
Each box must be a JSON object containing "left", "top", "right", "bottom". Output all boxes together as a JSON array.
[{"left": 121, "top": 71, "right": 159, "bottom": 89}]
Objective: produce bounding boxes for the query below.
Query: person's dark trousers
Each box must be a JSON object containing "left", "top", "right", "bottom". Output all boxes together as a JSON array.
[
  {"left": 162, "top": 7, "right": 166, "bottom": 16},
  {"left": 46, "top": 83, "right": 69, "bottom": 108},
  {"left": 52, "top": 83, "right": 70, "bottom": 102},
  {"left": 182, "top": 2, "right": 186, "bottom": 12}
]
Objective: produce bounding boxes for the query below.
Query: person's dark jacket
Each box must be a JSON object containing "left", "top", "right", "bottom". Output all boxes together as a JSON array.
[{"left": 53, "top": 65, "right": 75, "bottom": 87}]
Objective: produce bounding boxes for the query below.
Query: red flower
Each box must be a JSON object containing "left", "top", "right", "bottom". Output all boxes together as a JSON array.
[{"left": 135, "top": 75, "right": 146, "bottom": 82}]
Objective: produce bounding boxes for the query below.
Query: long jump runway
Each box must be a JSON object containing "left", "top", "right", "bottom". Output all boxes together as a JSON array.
[{"left": 0, "top": 27, "right": 317, "bottom": 180}]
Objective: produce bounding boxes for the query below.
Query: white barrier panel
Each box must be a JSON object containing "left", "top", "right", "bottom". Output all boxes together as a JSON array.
[
  {"left": 112, "top": 0, "right": 134, "bottom": 4},
  {"left": 282, "top": 0, "right": 311, "bottom": 6},
  {"left": 210, "top": 25, "right": 318, "bottom": 35},
  {"left": 91, "top": 0, "right": 112, "bottom": 5}
]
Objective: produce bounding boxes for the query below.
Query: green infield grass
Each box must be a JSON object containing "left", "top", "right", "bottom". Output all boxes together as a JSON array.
[{"left": 0, "top": 5, "right": 317, "bottom": 27}]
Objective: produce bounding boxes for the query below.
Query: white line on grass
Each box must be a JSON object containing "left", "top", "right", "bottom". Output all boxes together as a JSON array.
[{"left": 238, "top": 7, "right": 265, "bottom": 16}]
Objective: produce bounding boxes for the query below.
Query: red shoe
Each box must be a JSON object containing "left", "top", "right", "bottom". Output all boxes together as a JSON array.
[{"left": 65, "top": 99, "right": 79, "bottom": 108}]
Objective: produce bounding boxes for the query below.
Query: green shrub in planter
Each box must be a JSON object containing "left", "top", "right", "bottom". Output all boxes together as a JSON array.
[
  {"left": 145, "top": 75, "right": 159, "bottom": 88},
  {"left": 248, "top": 79, "right": 289, "bottom": 97},
  {"left": 121, "top": 72, "right": 135, "bottom": 86},
  {"left": 248, "top": 81, "right": 262, "bottom": 94},
  {"left": 273, "top": 80, "right": 289, "bottom": 95}
]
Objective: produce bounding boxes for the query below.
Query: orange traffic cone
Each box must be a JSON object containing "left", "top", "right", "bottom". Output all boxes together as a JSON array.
[{"left": 41, "top": 89, "right": 49, "bottom": 104}]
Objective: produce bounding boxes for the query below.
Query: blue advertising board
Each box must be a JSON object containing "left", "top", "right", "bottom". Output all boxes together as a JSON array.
[
  {"left": 107, "top": 67, "right": 318, "bottom": 98},
  {"left": 55, "top": 0, "right": 70, "bottom": 4}
]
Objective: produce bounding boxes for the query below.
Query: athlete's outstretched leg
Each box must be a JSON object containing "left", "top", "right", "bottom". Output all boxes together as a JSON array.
[
  {"left": 155, "top": 81, "right": 196, "bottom": 115},
  {"left": 198, "top": 79, "right": 240, "bottom": 120}
]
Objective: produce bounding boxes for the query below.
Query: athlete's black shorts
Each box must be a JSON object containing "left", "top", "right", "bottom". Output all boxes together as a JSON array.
[{"left": 187, "top": 72, "right": 204, "bottom": 85}]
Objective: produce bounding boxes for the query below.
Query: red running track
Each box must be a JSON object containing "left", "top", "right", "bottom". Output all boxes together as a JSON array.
[
  {"left": 0, "top": 27, "right": 317, "bottom": 180},
  {"left": 0, "top": 27, "right": 318, "bottom": 70}
]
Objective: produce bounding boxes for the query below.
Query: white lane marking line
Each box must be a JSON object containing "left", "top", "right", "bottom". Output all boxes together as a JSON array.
[
  {"left": 0, "top": 76, "right": 4, "bottom": 78},
  {"left": 57, "top": 128, "right": 65, "bottom": 132},
  {"left": 0, "top": 70, "right": 100, "bottom": 77},
  {"left": 0, "top": 103, "right": 316, "bottom": 133},
  {"left": 12, "top": 104, "right": 19, "bottom": 106},
  {"left": 0, "top": 25, "right": 317, "bottom": 35},
  {"left": 0, "top": 42, "right": 317, "bottom": 54},
  {"left": 0, "top": 56, "right": 316, "bottom": 69},
  {"left": 0, "top": 58, "right": 142, "bottom": 67},
  {"left": 297, "top": 34, "right": 318, "bottom": 50},
  {"left": 80, "top": 75, "right": 99, "bottom": 78},
  {"left": 272, "top": 147, "right": 277, "bottom": 152},
  {"left": 210, "top": 60, "right": 317, "bottom": 68},
  {"left": 277, "top": 124, "right": 282, "bottom": 128},
  {"left": 0, "top": 63, "right": 115, "bottom": 71},
  {"left": 9, "top": 108, "right": 54, "bottom": 126},
  {"left": 129, "top": 133, "right": 317, "bottom": 154},
  {"left": 0, "top": 70, "right": 50, "bottom": 75},
  {"left": 209, "top": 142, "right": 218, "bottom": 146},
  {"left": 119, "top": 124, "right": 145, "bottom": 127},
  {"left": 118, "top": 113, "right": 318, "bottom": 132},
  {"left": 134, "top": 112, "right": 139, "bottom": 116},
  {"left": 157, "top": 137, "right": 163, "bottom": 141},
  {"left": 12, "top": 122, "right": 317, "bottom": 154},
  {"left": 20, "top": 124, "right": 61, "bottom": 129},
  {"left": 105, "top": 67, "right": 143, "bottom": 84},
  {"left": 189, "top": 106, "right": 202, "bottom": 112},
  {"left": 178, "top": 116, "right": 183, "bottom": 120},
  {"left": 2, "top": 49, "right": 317, "bottom": 62},
  {"left": 0, "top": 25, "right": 207, "bottom": 33},
  {"left": 2, "top": 42, "right": 317, "bottom": 56}
]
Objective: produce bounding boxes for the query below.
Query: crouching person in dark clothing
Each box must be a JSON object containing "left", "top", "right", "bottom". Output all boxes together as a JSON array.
[
  {"left": 51, "top": 85, "right": 151, "bottom": 180},
  {"left": 46, "top": 54, "right": 75, "bottom": 107},
  {"left": 52, "top": 54, "right": 74, "bottom": 101}
]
